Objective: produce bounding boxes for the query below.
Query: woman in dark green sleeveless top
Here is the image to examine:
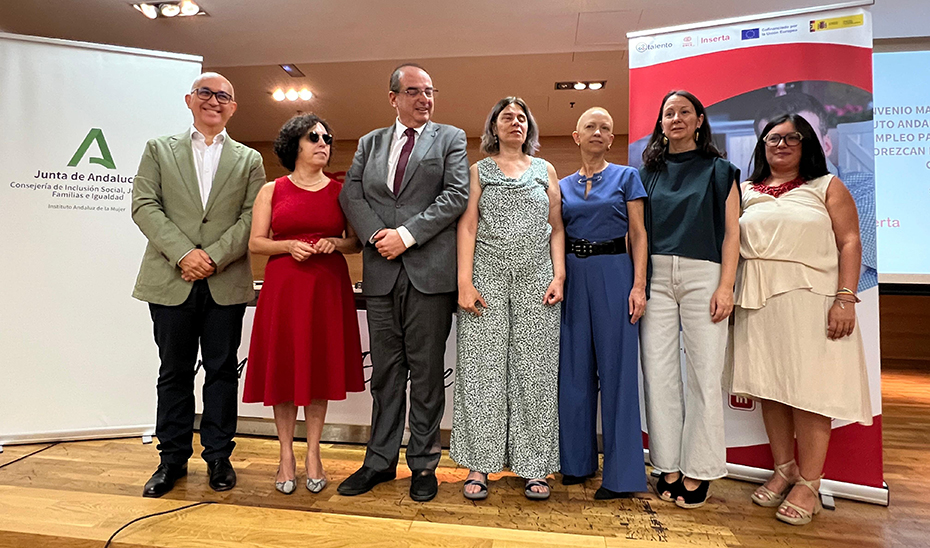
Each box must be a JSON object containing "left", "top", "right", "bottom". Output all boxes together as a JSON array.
[{"left": 638, "top": 91, "right": 741, "bottom": 509}]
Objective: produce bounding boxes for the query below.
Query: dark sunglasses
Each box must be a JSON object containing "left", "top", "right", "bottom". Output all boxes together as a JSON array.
[{"left": 307, "top": 132, "right": 333, "bottom": 145}]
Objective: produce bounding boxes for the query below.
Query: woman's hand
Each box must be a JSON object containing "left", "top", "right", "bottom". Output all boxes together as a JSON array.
[
  {"left": 313, "top": 238, "right": 337, "bottom": 254},
  {"left": 458, "top": 283, "right": 488, "bottom": 315},
  {"left": 629, "top": 286, "right": 646, "bottom": 324},
  {"left": 827, "top": 300, "right": 856, "bottom": 339},
  {"left": 287, "top": 240, "right": 315, "bottom": 262},
  {"left": 709, "top": 285, "right": 734, "bottom": 323},
  {"left": 543, "top": 278, "right": 564, "bottom": 306}
]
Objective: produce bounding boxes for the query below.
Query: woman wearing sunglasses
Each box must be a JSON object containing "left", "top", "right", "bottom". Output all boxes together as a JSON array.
[
  {"left": 243, "top": 114, "right": 364, "bottom": 495},
  {"left": 727, "top": 113, "right": 871, "bottom": 525}
]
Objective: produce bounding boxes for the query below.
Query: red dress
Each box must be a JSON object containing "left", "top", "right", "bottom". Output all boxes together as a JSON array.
[{"left": 243, "top": 176, "right": 364, "bottom": 405}]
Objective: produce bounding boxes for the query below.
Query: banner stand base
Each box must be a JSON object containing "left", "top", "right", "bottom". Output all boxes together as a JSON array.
[
  {"left": 728, "top": 463, "right": 889, "bottom": 506},
  {"left": 0, "top": 425, "right": 155, "bottom": 447},
  {"left": 645, "top": 450, "right": 888, "bottom": 506}
]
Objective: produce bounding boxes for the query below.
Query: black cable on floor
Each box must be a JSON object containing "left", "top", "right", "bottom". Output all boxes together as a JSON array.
[
  {"left": 103, "top": 501, "right": 215, "bottom": 548},
  {"left": 0, "top": 442, "right": 60, "bottom": 470}
]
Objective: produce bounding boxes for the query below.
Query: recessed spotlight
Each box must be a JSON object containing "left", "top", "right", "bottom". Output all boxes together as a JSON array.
[
  {"left": 134, "top": 3, "right": 158, "bottom": 19},
  {"left": 133, "top": 2, "right": 207, "bottom": 19},
  {"left": 280, "top": 64, "right": 306, "bottom": 77},
  {"left": 285, "top": 89, "right": 299, "bottom": 101},
  {"left": 272, "top": 89, "right": 286, "bottom": 101},
  {"left": 298, "top": 88, "right": 313, "bottom": 100},
  {"left": 179, "top": 0, "right": 199, "bottom": 16},
  {"left": 554, "top": 80, "right": 607, "bottom": 91}
]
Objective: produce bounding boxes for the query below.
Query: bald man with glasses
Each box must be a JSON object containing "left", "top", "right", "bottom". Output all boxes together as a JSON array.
[
  {"left": 338, "top": 63, "right": 469, "bottom": 502},
  {"left": 131, "top": 72, "right": 265, "bottom": 498}
]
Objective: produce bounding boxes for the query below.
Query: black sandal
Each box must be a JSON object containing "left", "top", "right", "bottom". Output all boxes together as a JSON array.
[
  {"left": 463, "top": 472, "right": 488, "bottom": 500},
  {"left": 655, "top": 473, "right": 682, "bottom": 502},
  {"left": 675, "top": 479, "right": 710, "bottom": 509},
  {"left": 524, "top": 478, "right": 550, "bottom": 500}
]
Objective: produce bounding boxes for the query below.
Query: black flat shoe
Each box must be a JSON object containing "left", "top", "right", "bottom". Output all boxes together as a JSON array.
[
  {"left": 207, "top": 458, "right": 236, "bottom": 492},
  {"left": 594, "top": 486, "right": 632, "bottom": 500},
  {"left": 676, "top": 479, "right": 710, "bottom": 509},
  {"left": 337, "top": 465, "right": 396, "bottom": 496},
  {"left": 561, "top": 473, "right": 593, "bottom": 486},
  {"left": 655, "top": 473, "right": 683, "bottom": 502},
  {"left": 410, "top": 469, "right": 438, "bottom": 502},
  {"left": 142, "top": 463, "right": 187, "bottom": 498}
]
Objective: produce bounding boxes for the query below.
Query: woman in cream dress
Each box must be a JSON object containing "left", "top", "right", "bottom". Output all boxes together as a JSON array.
[{"left": 729, "top": 113, "right": 871, "bottom": 526}]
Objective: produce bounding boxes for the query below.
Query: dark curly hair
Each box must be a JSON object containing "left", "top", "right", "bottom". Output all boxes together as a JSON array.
[
  {"left": 273, "top": 114, "right": 333, "bottom": 171},
  {"left": 641, "top": 90, "right": 725, "bottom": 171},
  {"left": 747, "top": 113, "right": 829, "bottom": 184}
]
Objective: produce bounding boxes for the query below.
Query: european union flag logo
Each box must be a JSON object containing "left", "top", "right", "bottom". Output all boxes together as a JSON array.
[{"left": 741, "top": 28, "right": 760, "bottom": 40}]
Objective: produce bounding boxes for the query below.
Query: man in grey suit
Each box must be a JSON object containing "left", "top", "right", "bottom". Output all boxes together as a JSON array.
[
  {"left": 132, "top": 72, "right": 265, "bottom": 497},
  {"left": 338, "top": 64, "right": 469, "bottom": 501}
]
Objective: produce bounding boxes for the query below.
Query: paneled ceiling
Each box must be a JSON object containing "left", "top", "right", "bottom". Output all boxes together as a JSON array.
[{"left": 0, "top": 1, "right": 881, "bottom": 140}]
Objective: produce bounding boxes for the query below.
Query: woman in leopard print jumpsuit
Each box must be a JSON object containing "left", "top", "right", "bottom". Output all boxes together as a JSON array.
[{"left": 451, "top": 97, "right": 566, "bottom": 500}]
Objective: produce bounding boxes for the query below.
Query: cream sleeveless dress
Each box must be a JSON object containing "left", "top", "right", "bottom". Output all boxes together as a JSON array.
[{"left": 727, "top": 174, "right": 872, "bottom": 424}]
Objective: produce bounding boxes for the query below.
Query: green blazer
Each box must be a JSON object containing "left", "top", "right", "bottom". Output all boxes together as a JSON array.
[{"left": 131, "top": 130, "right": 265, "bottom": 306}]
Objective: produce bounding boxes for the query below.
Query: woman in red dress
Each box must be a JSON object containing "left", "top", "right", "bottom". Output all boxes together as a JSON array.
[{"left": 244, "top": 114, "right": 364, "bottom": 494}]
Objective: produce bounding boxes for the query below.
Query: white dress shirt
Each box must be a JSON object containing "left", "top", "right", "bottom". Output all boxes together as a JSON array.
[
  {"left": 374, "top": 119, "right": 424, "bottom": 247},
  {"left": 179, "top": 126, "right": 227, "bottom": 265},
  {"left": 190, "top": 125, "right": 227, "bottom": 208}
]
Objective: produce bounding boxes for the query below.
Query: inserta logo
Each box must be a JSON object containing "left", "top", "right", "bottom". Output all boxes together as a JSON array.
[
  {"left": 729, "top": 395, "right": 756, "bottom": 411},
  {"left": 700, "top": 34, "right": 731, "bottom": 44},
  {"left": 683, "top": 36, "right": 695, "bottom": 47},
  {"left": 68, "top": 128, "right": 116, "bottom": 169}
]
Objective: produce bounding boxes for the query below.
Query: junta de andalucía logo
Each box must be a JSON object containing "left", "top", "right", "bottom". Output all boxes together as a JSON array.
[{"left": 68, "top": 128, "right": 116, "bottom": 169}]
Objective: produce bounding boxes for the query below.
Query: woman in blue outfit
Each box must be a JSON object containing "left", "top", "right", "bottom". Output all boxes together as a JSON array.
[{"left": 558, "top": 107, "right": 649, "bottom": 499}]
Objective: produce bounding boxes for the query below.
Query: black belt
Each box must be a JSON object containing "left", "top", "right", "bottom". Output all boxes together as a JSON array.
[{"left": 567, "top": 237, "right": 627, "bottom": 258}]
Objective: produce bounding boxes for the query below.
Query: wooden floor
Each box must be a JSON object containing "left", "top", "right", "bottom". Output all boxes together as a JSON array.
[{"left": 1, "top": 365, "right": 928, "bottom": 548}]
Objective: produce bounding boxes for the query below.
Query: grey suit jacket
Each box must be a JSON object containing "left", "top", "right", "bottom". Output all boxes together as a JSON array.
[
  {"left": 339, "top": 121, "right": 469, "bottom": 296},
  {"left": 131, "top": 130, "right": 266, "bottom": 306}
]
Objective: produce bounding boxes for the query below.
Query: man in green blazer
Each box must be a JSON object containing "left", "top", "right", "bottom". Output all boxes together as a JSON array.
[{"left": 131, "top": 72, "right": 265, "bottom": 498}]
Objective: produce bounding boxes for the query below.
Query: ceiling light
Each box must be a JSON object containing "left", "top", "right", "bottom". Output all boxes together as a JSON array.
[
  {"left": 179, "top": 0, "right": 199, "bottom": 16},
  {"left": 555, "top": 80, "right": 607, "bottom": 91},
  {"left": 280, "top": 64, "right": 305, "bottom": 77},
  {"left": 285, "top": 89, "right": 299, "bottom": 101},
  {"left": 134, "top": 3, "right": 158, "bottom": 19},
  {"left": 272, "top": 89, "right": 286, "bottom": 102},
  {"left": 133, "top": 2, "right": 207, "bottom": 19},
  {"left": 160, "top": 3, "right": 180, "bottom": 16},
  {"left": 298, "top": 89, "right": 313, "bottom": 100}
]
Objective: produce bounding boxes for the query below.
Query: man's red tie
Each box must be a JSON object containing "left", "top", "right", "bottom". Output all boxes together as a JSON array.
[{"left": 393, "top": 127, "right": 417, "bottom": 196}]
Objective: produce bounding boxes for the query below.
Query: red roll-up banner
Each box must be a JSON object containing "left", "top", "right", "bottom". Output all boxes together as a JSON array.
[{"left": 629, "top": 5, "right": 886, "bottom": 504}]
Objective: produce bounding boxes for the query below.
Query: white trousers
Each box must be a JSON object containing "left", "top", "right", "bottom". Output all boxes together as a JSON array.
[{"left": 640, "top": 255, "right": 728, "bottom": 480}]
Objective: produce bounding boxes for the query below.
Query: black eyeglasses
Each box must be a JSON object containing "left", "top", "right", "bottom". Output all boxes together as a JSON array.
[
  {"left": 192, "top": 87, "right": 233, "bottom": 104},
  {"left": 764, "top": 132, "right": 803, "bottom": 147},
  {"left": 400, "top": 87, "right": 437, "bottom": 98},
  {"left": 307, "top": 132, "right": 333, "bottom": 145}
]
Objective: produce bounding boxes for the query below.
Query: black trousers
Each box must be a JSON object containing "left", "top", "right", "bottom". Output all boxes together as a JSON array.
[
  {"left": 363, "top": 267, "right": 456, "bottom": 472},
  {"left": 149, "top": 280, "right": 246, "bottom": 465}
]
